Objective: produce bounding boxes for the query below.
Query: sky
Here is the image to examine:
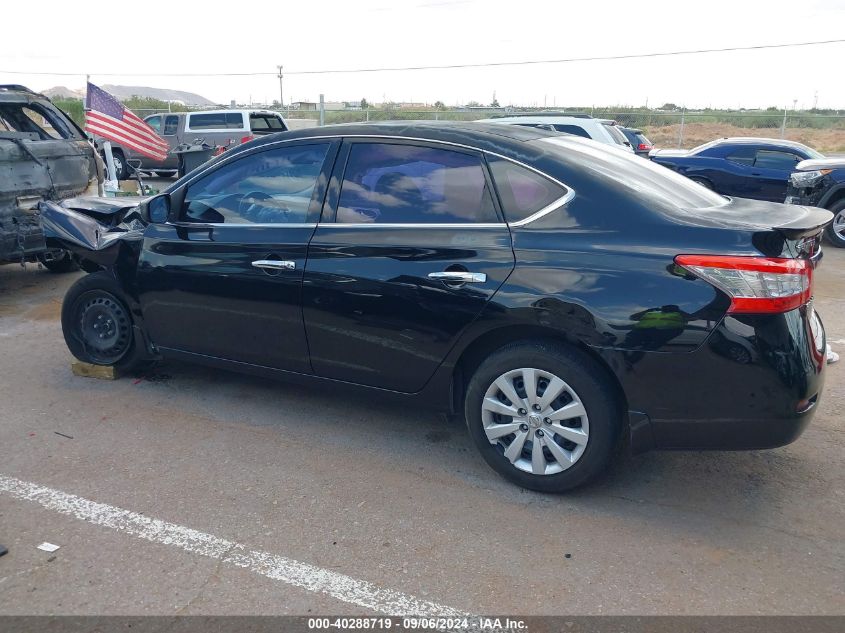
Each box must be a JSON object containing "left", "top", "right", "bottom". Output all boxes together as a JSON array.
[{"left": 2, "top": 0, "right": 845, "bottom": 109}]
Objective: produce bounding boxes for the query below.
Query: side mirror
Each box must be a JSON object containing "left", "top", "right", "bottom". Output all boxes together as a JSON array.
[{"left": 144, "top": 194, "right": 171, "bottom": 224}]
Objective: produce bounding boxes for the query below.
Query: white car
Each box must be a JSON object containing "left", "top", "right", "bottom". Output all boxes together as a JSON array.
[{"left": 476, "top": 115, "right": 635, "bottom": 152}]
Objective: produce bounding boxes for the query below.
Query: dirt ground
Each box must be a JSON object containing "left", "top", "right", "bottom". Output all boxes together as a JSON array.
[
  {"left": 646, "top": 123, "right": 845, "bottom": 153},
  {"left": 0, "top": 246, "right": 843, "bottom": 618}
]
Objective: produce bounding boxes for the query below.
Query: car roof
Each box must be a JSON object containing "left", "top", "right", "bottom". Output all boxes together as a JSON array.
[
  {"left": 477, "top": 115, "right": 601, "bottom": 126},
  {"left": 232, "top": 120, "right": 555, "bottom": 155},
  {"left": 714, "top": 137, "right": 811, "bottom": 149},
  {"left": 186, "top": 109, "right": 281, "bottom": 116}
]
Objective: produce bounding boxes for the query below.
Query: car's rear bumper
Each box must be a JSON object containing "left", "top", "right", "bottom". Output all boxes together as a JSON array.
[{"left": 605, "top": 304, "right": 826, "bottom": 451}]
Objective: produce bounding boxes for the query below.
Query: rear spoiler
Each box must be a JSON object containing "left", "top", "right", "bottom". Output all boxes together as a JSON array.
[{"left": 775, "top": 205, "right": 833, "bottom": 239}]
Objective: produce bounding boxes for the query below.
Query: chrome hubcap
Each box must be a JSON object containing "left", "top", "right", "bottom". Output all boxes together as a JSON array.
[
  {"left": 481, "top": 367, "right": 589, "bottom": 476},
  {"left": 833, "top": 210, "right": 845, "bottom": 239}
]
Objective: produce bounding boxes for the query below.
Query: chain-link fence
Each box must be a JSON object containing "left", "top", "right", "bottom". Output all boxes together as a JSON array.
[{"left": 100, "top": 105, "right": 845, "bottom": 154}]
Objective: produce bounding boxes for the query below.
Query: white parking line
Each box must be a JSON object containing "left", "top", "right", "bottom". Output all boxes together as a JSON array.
[{"left": 0, "top": 474, "right": 466, "bottom": 617}]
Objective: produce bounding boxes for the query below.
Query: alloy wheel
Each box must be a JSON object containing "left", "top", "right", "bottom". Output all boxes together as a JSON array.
[
  {"left": 833, "top": 210, "right": 845, "bottom": 241},
  {"left": 481, "top": 367, "right": 589, "bottom": 475}
]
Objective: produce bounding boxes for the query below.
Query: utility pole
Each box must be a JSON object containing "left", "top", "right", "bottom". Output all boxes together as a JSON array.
[{"left": 277, "top": 65, "right": 284, "bottom": 109}]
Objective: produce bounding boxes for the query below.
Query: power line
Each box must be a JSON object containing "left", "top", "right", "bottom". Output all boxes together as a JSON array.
[{"left": 2, "top": 38, "right": 843, "bottom": 78}]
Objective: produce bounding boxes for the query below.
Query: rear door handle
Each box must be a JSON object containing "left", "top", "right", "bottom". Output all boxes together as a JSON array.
[
  {"left": 428, "top": 271, "right": 487, "bottom": 283},
  {"left": 252, "top": 259, "right": 296, "bottom": 271}
]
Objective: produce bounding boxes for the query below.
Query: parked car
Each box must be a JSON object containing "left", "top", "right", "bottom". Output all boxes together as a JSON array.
[
  {"left": 649, "top": 137, "right": 823, "bottom": 202},
  {"left": 785, "top": 157, "right": 845, "bottom": 247},
  {"left": 477, "top": 114, "right": 634, "bottom": 152},
  {"left": 96, "top": 109, "right": 289, "bottom": 178},
  {"left": 44, "top": 122, "right": 829, "bottom": 492},
  {"left": 0, "top": 84, "right": 101, "bottom": 272},
  {"left": 619, "top": 127, "right": 654, "bottom": 157}
]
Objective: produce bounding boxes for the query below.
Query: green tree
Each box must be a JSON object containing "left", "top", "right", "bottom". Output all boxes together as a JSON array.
[
  {"left": 434, "top": 100, "right": 445, "bottom": 110},
  {"left": 490, "top": 99, "right": 500, "bottom": 108},
  {"left": 361, "top": 98, "right": 369, "bottom": 109}
]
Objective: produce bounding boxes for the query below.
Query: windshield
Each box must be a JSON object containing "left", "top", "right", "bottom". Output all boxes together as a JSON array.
[{"left": 538, "top": 136, "right": 728, "bottom": 210}]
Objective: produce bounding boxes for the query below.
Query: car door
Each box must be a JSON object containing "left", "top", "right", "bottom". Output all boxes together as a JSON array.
[
  {"left": 751, "top": 149, "right": 803, "bottom": 201},
  {"left": 718, "top": 146, "right": 760, "bottom": 198},
  {"left": 136, "top": 140, "right": 339, "bottom": 373},
  {"left": 159, "top": 114, "right": 181, "bottom": 170},
  {"left": 302, "top": 139, "right": 516, "bottom": 393}
]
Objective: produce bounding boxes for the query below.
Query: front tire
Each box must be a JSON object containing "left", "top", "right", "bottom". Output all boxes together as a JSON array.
[
  {"left": 824, "top": 200, "right": 845, "bottom": 248},
  {"left": 464, "top": 341, "right": 622, "bottom": 492},
  {"left": 61, "top": 272, "right": 148, "bottom": 372}
]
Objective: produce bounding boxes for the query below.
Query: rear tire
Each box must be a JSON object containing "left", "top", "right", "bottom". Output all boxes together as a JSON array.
[
  {"left": 824, "top": 200, "right": 845, "bottom": 248},
  {"left": 61, "top": 272, "right": 148, "bottom": 373},
  {"left": 104, "top": 150, "right": 129, "bottom": 180},
  {"left": 464, "top": 340, "right": 622, "bottom": 492}
]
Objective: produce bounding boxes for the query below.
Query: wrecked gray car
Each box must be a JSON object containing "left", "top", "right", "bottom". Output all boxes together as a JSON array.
[{"left": 1, "top": 84, "right": 103, "bottom": 271}]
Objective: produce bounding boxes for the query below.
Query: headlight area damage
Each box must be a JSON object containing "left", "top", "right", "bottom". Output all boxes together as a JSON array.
[{"left": 38, "top": 198, "right": 148, "bottom": 272}]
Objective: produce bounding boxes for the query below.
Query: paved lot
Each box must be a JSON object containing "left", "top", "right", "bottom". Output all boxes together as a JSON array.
[{"left": 0, "top": 245, "right": 843, "bottom": 617}]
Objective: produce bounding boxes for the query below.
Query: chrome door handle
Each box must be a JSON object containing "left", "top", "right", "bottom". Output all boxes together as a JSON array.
[
  {"left": 428, "top": 271, "right": 487, "bottom": 283},
  {"left": 252, "top": 259, "right": 296, "bottom": 271}
]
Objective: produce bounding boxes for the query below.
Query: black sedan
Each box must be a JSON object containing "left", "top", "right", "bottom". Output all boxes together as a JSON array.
[
  {"left": 649, "top": 137, "right": 823, "bottom": 202},
  {"left": 46, "top": 123, "right": 830, "bottom": 492}
]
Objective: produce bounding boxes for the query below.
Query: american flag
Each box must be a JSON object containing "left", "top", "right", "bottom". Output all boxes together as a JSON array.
[{"left": 85, "top": 82, "right": 169, "bottom": 161}]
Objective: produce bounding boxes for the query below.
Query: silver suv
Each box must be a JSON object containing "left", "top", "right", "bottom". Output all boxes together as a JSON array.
[{"left": 477, "top": 114, "right": 634, "bottom": 152}]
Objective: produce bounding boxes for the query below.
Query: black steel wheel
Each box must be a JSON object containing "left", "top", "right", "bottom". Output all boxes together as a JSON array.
[{"left": 62, "top": 272, "right": 149, "bottom": 371}]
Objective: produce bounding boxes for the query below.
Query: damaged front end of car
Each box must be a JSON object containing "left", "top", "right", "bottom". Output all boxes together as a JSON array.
[{"left": 38, "top": 197, "right": 149, "bottom": 275}]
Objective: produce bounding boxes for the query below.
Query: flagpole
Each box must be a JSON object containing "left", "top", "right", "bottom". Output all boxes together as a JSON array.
[{"left": 87, "top": 76, "right": 119, "bottom": 189}]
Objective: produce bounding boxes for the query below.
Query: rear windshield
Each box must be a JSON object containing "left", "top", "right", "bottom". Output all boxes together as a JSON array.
[
  {"left": 538, "top": 136, "right": 727, "bottom": 210},
  {"left": 552, "top": 124, "right": 591, "bottom": 138},
  {"left": 635, "top": 133, "right": 652, "bottom": 146},
  {"left": 249, "top": 113, "right": 287, "bottom": 133},
  {"left": 188, "top": 112, "right": 244, "bottom": 130},
  {"left": 602, "top": 123, "right": 630, "bottom": 145}
]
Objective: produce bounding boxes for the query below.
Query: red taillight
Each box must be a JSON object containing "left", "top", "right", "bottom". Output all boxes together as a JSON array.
[
  {"left": 675, "top": 255, "right": 812, "bottom": 314},
  {"left": 638, "top": 143, "right": 653, "bottom": 151},
  {"left": 241, "top": 135, "right": 255, "bottom": 144}
]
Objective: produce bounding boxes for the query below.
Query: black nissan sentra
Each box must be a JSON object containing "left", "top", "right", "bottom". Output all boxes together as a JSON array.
[{"left": 45, "top": 122, "right": 830, "bottom": 492}]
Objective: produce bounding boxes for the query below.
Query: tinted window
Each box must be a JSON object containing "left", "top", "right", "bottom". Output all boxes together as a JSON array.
[
  {"left": 552, "top": 124, "right": 591, "bottom": 138},
  {"left": 337, "top": 143, "right": 498, "bottom": 224},
  {"left": 602, "top": 123, "right": 630, "bottom": 146},
  {"left": 182, "top": 143, "right": 330, "bottom": 224},
  {"left": 726, "top": 146, "right": 755, "bottom": 165},
  {"left": 188, "top": 112, "right": 244, "bottom": 130},
  {"left": 163, "top": 115, "right": 179, "bottom": 135},
  {"left": 488, "top": 157, "right": 567, "bottom": 223},
  {"left": 146, "top": 115, "right": 162, "bottom": 133},
  {"left": 754, "top": 150, "right": 801, "bottom": 171},
  {"left": 250, "top": 114, "right": 287, "bottom": 132}
]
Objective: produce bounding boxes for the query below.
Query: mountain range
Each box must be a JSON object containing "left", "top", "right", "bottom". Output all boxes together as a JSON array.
[{"left": 43, "top": 85, "right": 216, "bottom": 106}]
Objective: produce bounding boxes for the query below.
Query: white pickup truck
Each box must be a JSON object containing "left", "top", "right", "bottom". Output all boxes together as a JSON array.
[{"left": 99, "top": 109, "right": 288, "bottom": 178}]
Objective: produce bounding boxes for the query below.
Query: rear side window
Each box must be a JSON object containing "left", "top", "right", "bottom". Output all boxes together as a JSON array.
[
  {"left": 488, "top": 157, "right": 567, "bottom": 223},
  {"left": 336, "top": 143, "right": 498, "bottom": 224},
  {"left": 250, "top": 114, "right": 287, "bottom": 132},
  {"left": 754, "top": 150, "right": 801, "bottom": 171},
  {"left": 188, "top": 112, "right": 244, "bottom": 130},
  {"left": 725, "top": 146, "right": 755, "bottom": 165},
  {"left": 552, "top": 124, "right": 591, "bottom": 139},
  {"left": 181, "top": 143, "right": 330, "bottom": 224},
  {"left": 163, "top": 115, "right": 179, "bottom": 135}
]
